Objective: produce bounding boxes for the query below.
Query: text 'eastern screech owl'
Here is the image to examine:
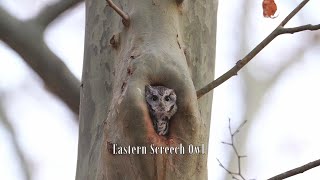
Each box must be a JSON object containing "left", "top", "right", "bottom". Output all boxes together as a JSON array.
[{"left": 145, "top": 85, "right": 177, "bottom": 136}]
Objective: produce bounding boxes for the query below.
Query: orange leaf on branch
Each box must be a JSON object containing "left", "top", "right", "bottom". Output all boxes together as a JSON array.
[{"left": 262, "top": 0, "right": 277, "bottom": 18}]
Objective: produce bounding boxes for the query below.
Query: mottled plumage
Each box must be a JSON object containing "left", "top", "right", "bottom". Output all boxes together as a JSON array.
[{"left": 145, "top": 85, "right": 177, "bottom": 136}]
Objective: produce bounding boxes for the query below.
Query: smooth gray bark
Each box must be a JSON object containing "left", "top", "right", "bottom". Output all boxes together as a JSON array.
[{"left": 76, "top": 0, "right": 217, "bottom": 179}]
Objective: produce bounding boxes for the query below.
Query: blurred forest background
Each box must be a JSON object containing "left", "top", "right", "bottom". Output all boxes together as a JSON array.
[{"left": 0, "top": 0, "right": 319, "bottom": 180}]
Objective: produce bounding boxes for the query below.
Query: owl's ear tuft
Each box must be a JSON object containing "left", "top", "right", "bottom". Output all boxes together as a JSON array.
[
  {"left": 169, "top": 89, "right": 176, "bottom": 95},
  {"left": 145, "top": 85, "right": 152, "bottom": 93}
]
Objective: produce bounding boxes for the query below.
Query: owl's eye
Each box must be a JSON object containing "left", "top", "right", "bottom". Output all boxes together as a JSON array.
[
  {"left": 165, "top": 96, "right": 170, "bottom": 101},
  {"left": 152, "top": 95, "right": 158, "bottom": 101}
]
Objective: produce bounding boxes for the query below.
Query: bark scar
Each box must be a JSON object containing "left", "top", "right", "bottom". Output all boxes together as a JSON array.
[
  {"left": 176, "top": 34, "right": 182, "bottom": 49},
  {"left": 110, "top": 33, "right": 120, "bottom": 48},
  {"left": 152, "top": 0, "right": 160, "bottom": 6}
]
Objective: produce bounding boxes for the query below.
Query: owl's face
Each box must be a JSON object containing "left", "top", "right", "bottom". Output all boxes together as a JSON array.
[{"left": 145, "top": 85, "right": 177, "bottom": 113}]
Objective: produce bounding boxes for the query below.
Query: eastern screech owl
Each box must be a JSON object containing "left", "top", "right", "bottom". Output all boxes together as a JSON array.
[{"left": 145, "top": 85, "right": 178, "bottom": 136}]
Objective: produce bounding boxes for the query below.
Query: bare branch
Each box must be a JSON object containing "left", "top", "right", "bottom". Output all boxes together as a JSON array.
[
  {"left": 279, "top": 24, "right": 320, "bottom": 34},
  {"left": 268, "top": 159, "right": 320, "bottom": 180},
  {"left": 0, "top": 6, "right": 80, "bottom": 115},
  {"left": 196, "top": 0, "right": 317, "bottom": 99},
  {"left": 217, "top": 158, "right": 244, "bottom": 180},
  {"left": 106, "top": 0, "right": 130, "bottom": 26},
  {"left": 217, "top": 119, "right": 251, "bottom": 180},
  {"left": 280, "top": 0, "right": 309, "bottom": 26},
  {"left": 232, "top": 119, "right": 247, "bottom": 137},
  {"left": 32, "top": 0, "right": 84, "bottom": 28},
  {"left": 0, "top": 98, "right": 32, "bottom": 180}
]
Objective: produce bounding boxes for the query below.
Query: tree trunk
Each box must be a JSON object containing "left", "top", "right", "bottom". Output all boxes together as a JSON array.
[{"left": 76, "top": 0, "right": 217, "bottom": 179}]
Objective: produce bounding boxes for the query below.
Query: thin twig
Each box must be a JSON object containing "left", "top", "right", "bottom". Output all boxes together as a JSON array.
[
  {"left": 280, "top": 0, "right": 310, "bottom": 26},
  {"left": 106, "top": 0, "right": 130, "bottom": 26},
  {"left": 279, "top": 24, "right": 320, "bottom": 34},
  {"left": 217, "top": 119, "right": 250, "bottom": 180},
  {"left": 196, "top": 0, "right": 319, "bottom": 99},
  {"left": 217, "top": 158, "right": 243, "bottom": 180},
  {"left": 32, "top": 0, "right": 83, "bottom": 28},
  {"left": 267, "top": 159, "right": 320, "bottom": 180}
]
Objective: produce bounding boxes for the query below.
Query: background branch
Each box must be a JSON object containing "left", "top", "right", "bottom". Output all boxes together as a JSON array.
[
  {"left": 196, "top": 0, "right": 319, "bottom": 98},
  {"left": 0, "top": 5, "right": 80, "bottom": 115},
  {"left": 0, "top": 97, "right": 32, "bottom": 180},
  {"left": 32, "top": 0, "right": 84, "bottom": 28},
  {"left": 268, "top": 159, "right": 320, "bottom": 180}
]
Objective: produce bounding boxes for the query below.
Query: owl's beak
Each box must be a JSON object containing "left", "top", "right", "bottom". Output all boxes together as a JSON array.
[{"left": 159, "top": 102, "right": 165, "bottom": 110}]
